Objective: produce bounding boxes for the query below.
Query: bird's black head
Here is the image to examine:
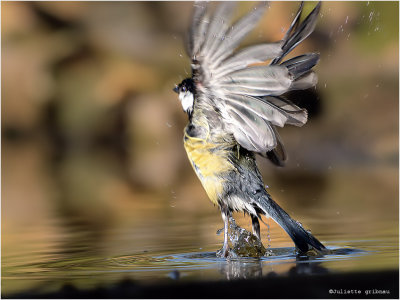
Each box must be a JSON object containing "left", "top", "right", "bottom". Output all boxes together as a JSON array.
[{"left": 173, "top": 78, "right": 195, "bottom": 116}]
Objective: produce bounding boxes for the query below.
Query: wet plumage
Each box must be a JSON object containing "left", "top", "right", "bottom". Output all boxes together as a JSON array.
[{"left": 175, "top": 1, "right": 325, "bottom": 257}]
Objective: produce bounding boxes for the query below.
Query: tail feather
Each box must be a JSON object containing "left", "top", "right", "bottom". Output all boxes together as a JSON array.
[{"left": 255, "top": 191, "right": 325, "bottom": 252}]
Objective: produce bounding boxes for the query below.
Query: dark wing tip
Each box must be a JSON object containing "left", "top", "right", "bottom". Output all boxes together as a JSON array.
[
  {"left": 272, "top": 1, "right": 321, "bottom": 65},
  {"left": 266, "top": 150, "right": 286, "bottom": 167}
]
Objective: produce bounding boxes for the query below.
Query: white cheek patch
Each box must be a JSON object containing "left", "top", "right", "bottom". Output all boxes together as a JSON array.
[{"left": 179, "top": 91, "right": 194, "bottom": 113}]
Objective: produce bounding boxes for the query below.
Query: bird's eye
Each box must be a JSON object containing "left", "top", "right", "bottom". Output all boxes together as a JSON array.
[{"left": 182, "top": 86, "right": 187, "bottom": 92}]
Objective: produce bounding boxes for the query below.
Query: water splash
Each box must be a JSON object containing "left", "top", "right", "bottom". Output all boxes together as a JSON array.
[
  {"left": 226, "top": 217, "right": 266, "bottom": 258},
  {"left": 265, "top": 222, "right": 273, "bottom": 256}
]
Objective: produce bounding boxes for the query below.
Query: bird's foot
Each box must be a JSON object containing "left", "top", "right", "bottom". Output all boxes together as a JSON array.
[{"left": 216, "top": 245, "right": 230, "bottom": 258}]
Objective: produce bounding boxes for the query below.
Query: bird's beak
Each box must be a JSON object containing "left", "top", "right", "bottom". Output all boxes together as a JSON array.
[{"left": 173, "top": 85, "right": 179, "bottom": 93}]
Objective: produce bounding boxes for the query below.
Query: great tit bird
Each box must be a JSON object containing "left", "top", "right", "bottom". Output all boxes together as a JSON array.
[{"left": 174, "top": 1, "right": 325, "bottom": 257}]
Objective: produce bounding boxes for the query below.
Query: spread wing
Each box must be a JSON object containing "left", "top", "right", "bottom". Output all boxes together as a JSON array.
[{"left": 187, "top": 1, "right": 321, "bottom": 165}]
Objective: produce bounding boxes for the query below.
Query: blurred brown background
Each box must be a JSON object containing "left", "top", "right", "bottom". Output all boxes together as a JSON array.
[{"left": 2, "top": 1, "right": 399, "bottom": 293}]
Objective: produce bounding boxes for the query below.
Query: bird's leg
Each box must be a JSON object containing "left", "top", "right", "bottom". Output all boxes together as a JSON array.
[
  {"left": 218, "top": 206, "right": 230, "bottom": 258},
  {"left": 251, "top": 215, "right": 261, "bottom": 240}
]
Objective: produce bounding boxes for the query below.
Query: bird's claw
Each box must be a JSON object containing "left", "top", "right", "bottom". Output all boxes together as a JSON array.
[{"left": 216, "top": 246, "right": 230, "bottom": 258}]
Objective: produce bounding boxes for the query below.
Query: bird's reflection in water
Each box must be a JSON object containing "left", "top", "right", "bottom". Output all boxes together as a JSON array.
[
  {"left": 289, "top": 253, "right": 329, "bottom": 276},
  {"left": 219, "top": 253, "right": 329, "bottom": 280},
  {"left": 220, "top": 258, "right": 263, "bottom": 280}
]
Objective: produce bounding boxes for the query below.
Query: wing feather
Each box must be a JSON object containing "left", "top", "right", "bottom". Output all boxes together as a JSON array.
[
  {"left": 210, "top": 2, "right": 269, "bottom": 67},
  {"left": 263, "top": 95, "right": 308, "bottom": 125},
  {"left": 289, "top": 71, "right": 318, "bottom": 90},
  {"left": 186, "top": 2, "right": 321, "bottom": 158},
  {"left": 272, "top": 2, "right": 321, "bottom": 64},
  {"left": 201, "top": 2, "right": 237, "bottom": 58},
  {"left": 266, "top": 125, "right": 287, "bottom": 166},
  {"left": 214, "top": 42, "right": 283, "bottom": 78},
  {"left": 226, "top": 103, "right": 276, "bottom": 153},
  {"left": 221, "top": 93, "right": 306, "bottom": 128},
  {"left": 189, "top": 2, "right": 209, "bottom": 57},
  {"left": 281, "top": 53, "right": 319, "bottom": 79},
  {"left": 218, "top": 65, "right": 292, "bottom": 96}
]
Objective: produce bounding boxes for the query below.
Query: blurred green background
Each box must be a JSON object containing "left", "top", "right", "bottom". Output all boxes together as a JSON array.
[{"left": 2, "top": 1, "right": 399, "bottom": 295}]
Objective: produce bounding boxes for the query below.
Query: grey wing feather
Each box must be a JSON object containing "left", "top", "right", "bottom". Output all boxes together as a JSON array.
[
  {"left": 221, "top": 93, "right": 306, "bottom": 128},
  {"left": 187, "top": 1, "right": 320, "bottom": 157},
  {"left": 214, "top": 43, "right": 283, "bottom": 78},
  {"left": 218, "top": 65, "right": 317, "bottom": 96},
  {"left": 189, "top": 2, "right": 209, "bottom": 57},
  {"left": 289, "top": 71, "right": 318, "bottom": 90},
  {"left": 263, "top": 95, "right": 307, "bottom": 126},
  {"left": 210, "top": 2, "right": 269, "bottom": 67},
  {"left": 226, "top": 103, "right": 276, "bottom": 153},
  {"left": 201, "top": 2, "right": 237, "bottom": 58},
  {"left": 266, "top": 125, "right": 287, "bottom": 165},
  {"left": 218, "top": 65, "right": 292, "bottom": 96}
]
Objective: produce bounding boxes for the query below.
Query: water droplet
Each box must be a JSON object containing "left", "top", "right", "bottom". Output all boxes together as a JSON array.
[
  {"left": 166, "top": 122, "right": 172, "bottom": 128},
  {"left": 179, "top": 54, "right": 183, "bottom": 58},
  {"left": 369, "top": 11, "right": 374, "bottom": 22},
  {"left": 345, "top": 16, "right": 349, "bottom": 24},
  {"left": 266, "top": 222, "right": 271, "bottom": 249}
]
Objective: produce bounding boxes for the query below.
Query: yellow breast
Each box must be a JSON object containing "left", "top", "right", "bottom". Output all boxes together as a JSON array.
[{"left": 183, "top": 132, "right": 234, "bottom": 205}]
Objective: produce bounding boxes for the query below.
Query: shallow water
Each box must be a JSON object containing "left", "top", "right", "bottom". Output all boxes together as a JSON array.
[
  {"left": 2, "top": 139, "right": 399, "bottom": 297},
  {"left": 3, "top": 199, "right": 398, "bottom": 296}
]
